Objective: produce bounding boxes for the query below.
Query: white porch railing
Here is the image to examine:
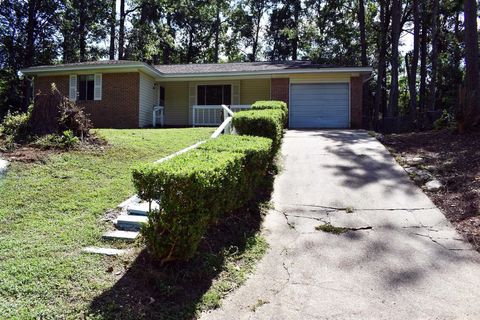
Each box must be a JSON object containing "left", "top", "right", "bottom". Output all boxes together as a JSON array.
[
  {"left": 153, "top": 106, "right": 164, "bottom": 127},
  {"left": 211, "top": 105, "right": 235, "bottom": 138},
  {"left": 192, "top": 104, "right": 251, "bottom": 127}
]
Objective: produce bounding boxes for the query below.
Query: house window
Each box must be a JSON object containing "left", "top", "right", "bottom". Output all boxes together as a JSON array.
[
  {"left": 159, "top": 86, "right": 165, "bottom": 106},
  {"left": 78, "top": 75, "right": 95, "bottom": 101},
  {"left": 197, "top": 85, "right": 231, "bottom": 105}
]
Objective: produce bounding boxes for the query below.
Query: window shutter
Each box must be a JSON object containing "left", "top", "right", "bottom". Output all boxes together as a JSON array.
[
  {"left": 232, "top": 81, "right": 240, "bottom": 105},
  {"left": 69, "top": 75, "right": 77, "bottom": 101},
  {"left": 94, "top": 74, "right": 102, "bottom": 100}
]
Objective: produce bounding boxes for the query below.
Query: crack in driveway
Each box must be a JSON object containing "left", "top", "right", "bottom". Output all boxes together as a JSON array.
[
  {"left": 280, "top": 203, "right": 437, "bottom": 212},
  {"left": 409, "top": 232, "right": 473, "bottom": 251}
]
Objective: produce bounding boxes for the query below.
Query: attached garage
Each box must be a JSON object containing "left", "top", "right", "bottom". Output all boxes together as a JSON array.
[{"left": 289, "top": 83, "right": 350, "bottom": 129}]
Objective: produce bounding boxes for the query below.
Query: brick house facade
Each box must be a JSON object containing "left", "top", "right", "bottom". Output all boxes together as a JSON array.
[
  {"left": 34, "top": 73, "right": 140, "bottom": 128},
  {"left": 25, "top": 61, "right": 371, "bottom": 129}
]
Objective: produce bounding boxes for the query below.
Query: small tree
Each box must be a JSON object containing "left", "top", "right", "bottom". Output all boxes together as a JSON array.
[{"left": 29, "top": 84, "right": 92, "bottom": 138}]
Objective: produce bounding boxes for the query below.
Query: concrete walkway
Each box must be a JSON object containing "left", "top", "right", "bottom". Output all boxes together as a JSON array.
[{"left": 201, "top": 130, "right": 480, "bottom": 320}]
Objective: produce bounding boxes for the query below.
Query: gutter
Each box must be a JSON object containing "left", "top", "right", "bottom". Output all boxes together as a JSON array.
[
  {"left": 159, "top": 67, "right": 373, "bottom": 79},
  {"left": 20, "top": 62, "right": 164, "bottom": 79}
]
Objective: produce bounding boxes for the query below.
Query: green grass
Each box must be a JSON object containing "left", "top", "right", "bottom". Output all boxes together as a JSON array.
[
  {"left": 315, "top": 223, "right": 348, "bottom": 235},
  {"left": 0, "top": 128, "right": 214, "bottom": 319}
]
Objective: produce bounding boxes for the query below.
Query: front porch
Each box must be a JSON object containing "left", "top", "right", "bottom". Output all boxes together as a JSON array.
[
  {"left": 152, "top": 105, "right": 252, "bottom": 128},
  {"left": 150, "top": 78, "right": 271, "bottom": 127}
]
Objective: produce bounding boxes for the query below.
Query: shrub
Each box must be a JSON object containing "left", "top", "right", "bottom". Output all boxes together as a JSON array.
[
  {"left": 433, "top": 109, "right": 455, "bottom": 130},
  {"left": 30, "top": 85, "right": 92, "bottom": 137},
  {"left": 233, "top": 109, "right": 284, "bottom": 153},
  {"left": 199, "top": 135, "right": 273, "bottom": 196},
  {"left": 32, "top": 130, "right": 80, "bottom": 150},
  {"left": 0, "top": 110, "right": 31, "bottom": 145},
  {"left": 132, "top": 135, "right": 272, "bottom": 264},
  {"left": 251, "top": 100, "right": 288, "bottom": 124}
]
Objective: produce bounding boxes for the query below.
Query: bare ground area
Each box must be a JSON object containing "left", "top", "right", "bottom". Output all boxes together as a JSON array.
[{"left": 381, "top": 129, "right": 480, "bottom": 251}]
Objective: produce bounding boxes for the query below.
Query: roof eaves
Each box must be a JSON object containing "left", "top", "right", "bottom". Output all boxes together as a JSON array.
[
  {"left": 20, "top": 62, "right": 164, "bottom": 78},
  {"left": 159, "top": 67, "right": 373, "bottom": 78}
]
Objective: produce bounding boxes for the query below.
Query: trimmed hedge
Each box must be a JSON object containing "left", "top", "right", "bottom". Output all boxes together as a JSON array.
[
  {"left": 251, "top": 100, "right": 288, "bottom": 124},
  {"left": 132, "top": 135, "right": 272, "bottom": 263},
  {"left": 233, "top": 109, "right": 284, "bottom": 153}
]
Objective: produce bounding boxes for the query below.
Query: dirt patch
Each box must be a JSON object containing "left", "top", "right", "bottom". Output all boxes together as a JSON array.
[
  {"left": 0, "top": 146, "right": 58, "bottom": 163},
  {"left": 381, "top": 129, "right": 480, "bottom": 250},
  {"left": 0, "top": 135, "right": 109, "bottom": 163}
]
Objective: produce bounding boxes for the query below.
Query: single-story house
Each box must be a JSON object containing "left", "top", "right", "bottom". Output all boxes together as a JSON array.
[{"left": 20, "top": 60, "right": 371, "bottom": 129}]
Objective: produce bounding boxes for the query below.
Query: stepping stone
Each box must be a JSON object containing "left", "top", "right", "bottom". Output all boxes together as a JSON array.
[
  {"left": 102, "top": 230, "right": 139, "bottom": 241},
  {"left": 117, "top": 194, "right": 141, "bottom": 209},
  {"left": 82, "top": 246, "right": 127, "bottom": 256},
  {"left": 425, "top": 179, "right": 443, "bottom": 191},
  {"left": 114, "top": 214, "right": 148, "bottom": 231},
  {"left": 0, "top": 159, "right": 9, "bottom": 176},
  {"left": 127, "top": 201, "right": 159, "bottom": 216},
  {"left": 405, "top": 156, "right": 424, "bottom": 166}
]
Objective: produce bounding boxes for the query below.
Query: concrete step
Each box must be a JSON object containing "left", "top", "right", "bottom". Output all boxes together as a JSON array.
[
  {"left": 114, "top": 214, "right": 148, "bottom": 231},
  {"left": 102, "top": 230, "right": 139, "bottom": 242},
  {"left": 127, "top": 201, "right": 159, "bottom": 216},
  {"left": 82, "top": 246, "right": 128, "bottom": 256}
]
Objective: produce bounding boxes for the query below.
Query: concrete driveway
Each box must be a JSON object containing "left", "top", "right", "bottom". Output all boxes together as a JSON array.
[{"left": 201, "top": 130, "right": 480, "bottom": 320}]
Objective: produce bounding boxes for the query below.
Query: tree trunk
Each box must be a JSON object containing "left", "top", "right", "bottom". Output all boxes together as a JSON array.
[
  {"left": 374, "top": 0, "right": 390, "bottom": 125},
  {"left": 109, "top": 0, "right": 116, "bottom": 60},
  {"left": 358, "top": 0, "right": 367, "bottom": 66},
  {"left": 251, "top": 9, "right": 262, "bottom": 62},
  {"left": 408, "top": 0, "right": 420, "bottom": 120},
  {"left": 118, "top": 0, "right": 125, "bottom": 60},
  {"left": 213, "top": 0, "right": 221, "bottom": 63},
  {"left": 23, "top": 0, "right": 38, "bottom": 111},
  {"left": 462, "top": 0, "right": 480, "bottom": 131},
  {"left": 387, "top": 0, "right": 401, "bottom": 118},
  {"left": 186, "top": 28, "right": 194, "bottom": 63},
  {"left": 418, "top": 0, "right": 428, "bottom": 120},
  {"left": 291, "top": 0, "right": 301, "bottom": 60},
  {"left": 78, "top": 0, "right": 87, "bottom": 62},
  {"left": 427, "top": 0, "right": 439, "bottom": 112},
  {"left": 163, "top": 13, "right": 173, "bottom": 64},
  {"left": 25, "top": 0, "right": 37, "bottom": 68}
]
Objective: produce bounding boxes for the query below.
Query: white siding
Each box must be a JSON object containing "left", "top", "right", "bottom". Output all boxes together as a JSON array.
[{"left": 139, "top": 73, "right": 155, "bottom": 127}]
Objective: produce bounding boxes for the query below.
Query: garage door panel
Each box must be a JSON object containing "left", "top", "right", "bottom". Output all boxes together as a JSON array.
[
  {"left": 292, "top": 107, "right": 349, "bottom": 114},
  {"left": 291, "top": 100, "right": 348, "bottom": 106},
  {"left": 290, "top": 83, "right": 349, "bottom": 129}
]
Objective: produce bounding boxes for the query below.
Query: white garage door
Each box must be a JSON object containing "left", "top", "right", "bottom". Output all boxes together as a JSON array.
[{"left": 290, "top": 83, "right": 350, "bottom": 128}]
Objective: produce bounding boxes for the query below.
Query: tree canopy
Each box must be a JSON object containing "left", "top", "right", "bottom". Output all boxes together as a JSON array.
[{"left": 0, "top": 0, "right": 478, "bottom": 131}]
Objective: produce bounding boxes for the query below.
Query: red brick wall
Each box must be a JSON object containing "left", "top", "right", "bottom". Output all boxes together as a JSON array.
[
  {"left": 34, "top": 72, "right": 140, "bottom": 128},
  {"left": 270, "top": 78, "right": 289, "bottom": 105},
  {"left": 350, "top": 76, "right": 364, "bottom": 129}
]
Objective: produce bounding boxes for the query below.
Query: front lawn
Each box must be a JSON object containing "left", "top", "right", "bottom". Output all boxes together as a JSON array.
[{"left": 0, "top": 128, "right": 213, "bottom": 318}]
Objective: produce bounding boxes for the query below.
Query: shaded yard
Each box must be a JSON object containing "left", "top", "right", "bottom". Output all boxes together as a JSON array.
[
  {"left": 381, "top": 129, "right": 480, "bottom": 251},
  {"left": 0, "top": 128, "right": 214, "bottom": 318}
]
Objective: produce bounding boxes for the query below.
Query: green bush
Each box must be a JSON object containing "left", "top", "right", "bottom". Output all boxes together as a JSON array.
[
  {"left": 199, "top": 135, "right": 273, "bottom": 196},
  {"left": 433, "top": 109, "right": 455, "bottom": 130},
  {"left": 0, "top": 110, "right": 31, "bottom": 147},
  {"left": 33, "top": 130, "right": 80, "bottom": 150},
  {"left": 251, "top": 100, "right": 288, "bottom": 124},
  {"left": 132, "top": 135, "right": 272, "bottom": 264},
  {"left": 233, "top": 109, "right": 284, "bottom": 153}
]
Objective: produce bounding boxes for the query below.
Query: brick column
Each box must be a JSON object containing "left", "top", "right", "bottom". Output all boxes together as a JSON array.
[
  {"left": 350, "top": 76, "right": 364, "bottom": 129},
  {"left": 270, "top": 78, "right": 290, "bottom": 105}
]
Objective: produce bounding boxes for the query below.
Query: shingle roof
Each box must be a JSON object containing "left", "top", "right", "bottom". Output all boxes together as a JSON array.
[
  {"left": 21, "top": 60, "right": 371, "bottom": 77},
  {"left": 154, "top": 61, "right": 354, "bottom": 74}
]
